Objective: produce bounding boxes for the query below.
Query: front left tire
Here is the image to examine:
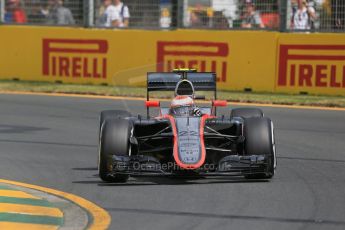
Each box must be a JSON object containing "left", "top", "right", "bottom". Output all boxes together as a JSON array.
[
  {"left": 99, "top": 110, "right": 131, "bottom": 138},
  {"left": 243, "top": 117, "right": 276, "bottom": 179},
  {"left": 98, "top": 118, "right": 132, "bottom": 182}
]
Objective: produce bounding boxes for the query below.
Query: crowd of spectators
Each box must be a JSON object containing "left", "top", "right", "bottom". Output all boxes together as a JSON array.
[
  {"left": 4, "top": 0, "right": 75, "bottom": 25},
  {"left": 184, "top": 0, "right": 345, "bottom": 31},
  {"left": 1, "top": 0, "right": 345, "bottom": 31},
  {"left": 4, "top": 0, "right": 27, "bottom": 23}
]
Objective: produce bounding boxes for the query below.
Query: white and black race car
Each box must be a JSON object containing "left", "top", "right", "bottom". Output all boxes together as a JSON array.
[{"left": 98, "top": 69, "right": 277, "bottom": 182}]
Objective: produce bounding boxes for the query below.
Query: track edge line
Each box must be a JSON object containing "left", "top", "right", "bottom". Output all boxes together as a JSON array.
[{"left": 1, "top": 91, "right": 344, "bottom": 111}]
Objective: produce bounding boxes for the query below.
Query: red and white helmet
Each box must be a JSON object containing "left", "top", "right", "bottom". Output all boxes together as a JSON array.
[{"left": 171, "top": 95, "right": 194, "bottom": 108}]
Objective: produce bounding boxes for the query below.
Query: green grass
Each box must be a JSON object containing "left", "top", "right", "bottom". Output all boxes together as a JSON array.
[{"left": 0, "top": 80, "right": 345, "bottom": 108}]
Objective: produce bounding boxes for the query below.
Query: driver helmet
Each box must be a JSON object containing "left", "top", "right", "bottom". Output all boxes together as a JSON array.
[{"left": 170, "top": 95, "right": 194, "bottom": 116}]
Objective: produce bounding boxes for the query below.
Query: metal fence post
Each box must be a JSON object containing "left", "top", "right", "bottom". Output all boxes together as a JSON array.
[
  {"left": 171, "top": 0, "right": 183, "bottom": 29},
  {"left": 171, "top": 0, "right": 177, "bottom": 28},
  {"left": 0, "top": 0, "right": 4, "bottom": 23},
  {"left": 279, "top": 0, "right": 288, "bottom": 32},
  {"left": 177, "top": 0, "right": 184, "bottom": 28},
  {"left": 89, "top": 0, "right": 94, "bottom": 27},
  {"left": 84, "top": 0, "right": 94, "bottom": 27}
]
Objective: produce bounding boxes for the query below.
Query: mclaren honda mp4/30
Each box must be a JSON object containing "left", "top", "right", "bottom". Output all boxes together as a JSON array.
[{"left": 98, "top": 70, "right": 277, "bottom": 182}]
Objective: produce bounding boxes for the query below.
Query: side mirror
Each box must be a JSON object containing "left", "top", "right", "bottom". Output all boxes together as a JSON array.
[
  {"left": 212, "top": 100, "right": 227, "bottom": 107},
  {"left": 145, "top": 100, "right": 160, "bottom": 107}
]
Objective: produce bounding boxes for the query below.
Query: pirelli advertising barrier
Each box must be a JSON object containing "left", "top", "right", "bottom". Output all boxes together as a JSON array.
[
  {"left": 0, "top": 26, "right": 344, "bottom": 96},
  {"left": 277, "top": 34, "right": 345, "bottom": 95}
]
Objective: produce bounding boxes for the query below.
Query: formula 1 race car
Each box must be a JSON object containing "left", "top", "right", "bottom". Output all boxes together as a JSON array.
[{"left": 98, "top": 69, "right": 276, "bottom": 182}]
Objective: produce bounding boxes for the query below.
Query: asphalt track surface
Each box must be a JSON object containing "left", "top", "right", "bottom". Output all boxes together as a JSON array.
[{"left": 0, "top": 93, "right": 344, "bottom": 230}]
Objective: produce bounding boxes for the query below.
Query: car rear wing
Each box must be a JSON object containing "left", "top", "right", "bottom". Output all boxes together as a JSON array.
[{"left": 147, "top": 72, "right": 217, "bottom": 100}]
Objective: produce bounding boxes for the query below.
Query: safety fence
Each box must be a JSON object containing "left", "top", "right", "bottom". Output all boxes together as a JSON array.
[{"left": 0, "top": 0, "right": 345, "bottom": 32}]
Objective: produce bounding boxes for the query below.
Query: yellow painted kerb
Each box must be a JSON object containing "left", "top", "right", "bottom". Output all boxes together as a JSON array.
[
  {"left": 0, "top": 179, "right": 111, "bottom": 230},
  {"left": 0, "top": 203, "right": 63, "bottom": 218},
  {"left": 0, "top": 222, "right": 58, "bottom": 230},
  {"left": 0, "top": 189, "right": 40, "bottom": 199}
]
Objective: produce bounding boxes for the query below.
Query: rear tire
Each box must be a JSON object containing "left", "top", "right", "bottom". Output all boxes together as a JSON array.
[
  {"left": 243, "top": 117, "right": 276, "bottom": 179},
  {"left": 230, "top": 108, "right": 263, "bottom": 119},
  {"left": 98, "top": 118, "right": 132, "bottom": 182}
]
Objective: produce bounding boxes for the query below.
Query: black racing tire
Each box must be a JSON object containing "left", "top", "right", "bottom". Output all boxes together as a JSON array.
[
  {"left": 243, "top": 117, "right": 276, "bottom": 179},
  {"left": 230, "top": 108, "right": 263, "bottom": 119},
  {"left": 98, "top": 118, "right": 132, "bottom": 183},
  {"left": 99, "top": 110, "right": 131, "bottom": 138}
]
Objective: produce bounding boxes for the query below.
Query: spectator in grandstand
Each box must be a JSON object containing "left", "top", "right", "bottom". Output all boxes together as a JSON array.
[
  {"left": 213, "top": 0, "right": 237, "bottom": 28},
  {"left": 241, "top": 0, "right": 265, "bottom": 29},
  {"left": 190, "top": 11, "right": 203, "bottom": 27},
  {"left": 290, "top": 0, "right": 298, "bottom": 16},
  {"left": 291, "top": 0, "right": 316, "bottom": 30},
  {"left": 331, "top": 0, "right": 345, "bottom": 29},
  {"left": 4, "top": 0, "right": 27, "bottom": 23},
  {"left": 28, "top": 2, "right": 49, "bottom": 23},
  {"left": 160, "top": 7, "right": 171, "bottom": 28},
  {"left": 307, "top": 0, "right": 318, "bottom": 29},
  {"left": 213, "top": 11, "right": 230, "bottom": 29},
  {"left": 47, "top": 0, "right": 75, "bottom": 25},
  {"left": 98, "top": 0, "right": 120, "bottom": 27},
  {"left": 188, "top": 4, "right": 209, "bottom": 28},
  {"left": 113, "top": 0, "right": 130, "bottom": 27}
]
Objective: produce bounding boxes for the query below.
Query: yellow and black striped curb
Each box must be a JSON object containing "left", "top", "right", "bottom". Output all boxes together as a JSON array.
[{"left": 0, "top": 179, "right": 111, "bottom": 229}]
